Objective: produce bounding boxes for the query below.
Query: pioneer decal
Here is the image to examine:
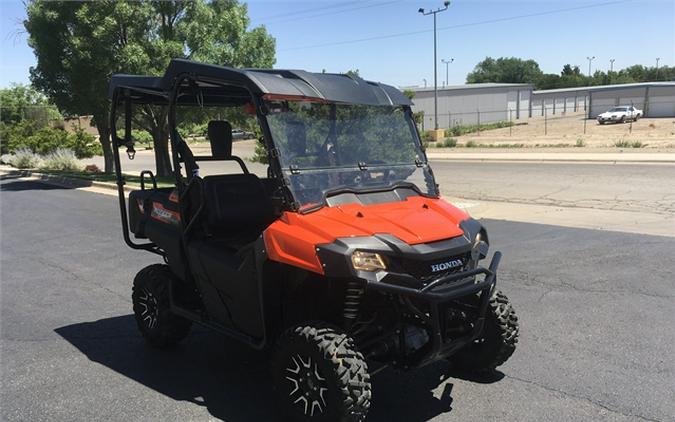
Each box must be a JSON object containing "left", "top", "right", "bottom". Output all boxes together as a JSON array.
[{"left": 150, "top": 202, "right": 181, "bottom": 226}]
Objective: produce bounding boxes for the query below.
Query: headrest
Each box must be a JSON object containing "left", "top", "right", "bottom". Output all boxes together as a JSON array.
[{"left": 207, "top": 120, "right": 232, "bottom": 159}]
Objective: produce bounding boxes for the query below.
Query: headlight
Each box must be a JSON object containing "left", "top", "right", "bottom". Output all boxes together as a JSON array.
[{"left": 351, "top": 251, "right": 386, "bottom": 272}]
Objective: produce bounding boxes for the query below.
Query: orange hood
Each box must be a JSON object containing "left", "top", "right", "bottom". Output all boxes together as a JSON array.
[{"left": 263, "top": 196, "right": 469, "bottom": 273}]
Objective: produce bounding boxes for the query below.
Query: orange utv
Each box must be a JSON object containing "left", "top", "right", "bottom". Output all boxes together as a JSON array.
[{"left": 109, "top": 59, "right": 519, "bottom": 422}]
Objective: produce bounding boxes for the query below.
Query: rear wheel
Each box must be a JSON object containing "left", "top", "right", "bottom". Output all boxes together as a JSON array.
[
  {"left": 132, "top": 264, "right": 191, "bottom": 348},
  {"left": 272, "top": 323, "right": 371, "bottom": 422},
  {"left": 452, "top": 290, "right": 519, "bottom": 372}
]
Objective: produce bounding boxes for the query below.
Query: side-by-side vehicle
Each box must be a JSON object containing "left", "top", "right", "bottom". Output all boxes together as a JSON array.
[{"left": 109, "top": 59, "right": 519, "bottom": 422}]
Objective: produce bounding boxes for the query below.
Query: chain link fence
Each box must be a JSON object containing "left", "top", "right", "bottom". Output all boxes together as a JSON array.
[{"left": 420, "top": 98, "right": 675, "bottom": 141}]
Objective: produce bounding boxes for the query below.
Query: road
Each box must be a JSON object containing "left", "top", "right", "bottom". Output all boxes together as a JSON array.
[
  {"left": 85, "top": 142, "right": 675, "bottom": 236},
  {"left": 1, "top": 171, "right": 674, "bottom": 421}
]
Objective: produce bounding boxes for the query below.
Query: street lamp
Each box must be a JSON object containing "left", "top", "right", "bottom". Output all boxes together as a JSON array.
[
  {"left": 586, "top": 56, "right": 596, "bottom": 77},
  {"left": 609, "top": 58, "right": 615, "bottom": 72},
  {"left": 441, "top": 58, "right": 454, "bottom": 87},
  {"left": 423, "top": 78, "right": 427, "bottom": 88},
  {"left": 419, "top": 1, "right": 450, "bottom": 130}
]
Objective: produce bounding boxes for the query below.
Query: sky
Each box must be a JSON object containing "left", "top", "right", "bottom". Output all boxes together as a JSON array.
[{"left": 1, "top": 0, "right": 673, "bottom": 89}]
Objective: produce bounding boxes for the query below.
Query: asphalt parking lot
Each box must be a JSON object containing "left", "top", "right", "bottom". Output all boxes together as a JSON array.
[{"left": 1, "top": 173, "right": 674, "bottom": 422}]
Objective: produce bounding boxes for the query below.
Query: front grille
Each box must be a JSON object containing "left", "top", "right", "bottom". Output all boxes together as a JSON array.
[{"left": 394, "top": 252, "right": 471, "bottom": 282}]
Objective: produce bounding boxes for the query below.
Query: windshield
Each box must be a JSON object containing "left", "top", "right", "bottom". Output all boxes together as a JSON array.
[
  {"left": 264, "top": 100, "right": 437, "bottom": 209},
  {"left": 609, "top": 107, "right": 628, "bottom": 112}
]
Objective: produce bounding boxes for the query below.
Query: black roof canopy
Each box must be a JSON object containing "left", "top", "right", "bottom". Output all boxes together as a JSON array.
[{"left": 109, "top": 59, "right": 412, "bottom": 107}]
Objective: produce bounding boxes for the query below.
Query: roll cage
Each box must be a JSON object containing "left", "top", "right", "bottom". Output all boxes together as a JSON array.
[{"left": 109, "top": 59, "right": 425, "bottom": 254}]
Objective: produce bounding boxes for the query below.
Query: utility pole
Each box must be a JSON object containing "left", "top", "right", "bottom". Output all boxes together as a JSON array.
[
  {"left": 419, "top": 1, "right": 450, "bottom": 131},
  {"left": 586, "top": 56, "right": 596, "bottom": 77},
  {"left": 441, "top": 58, "right": 454, "bottom": 87},
  {"left": 609, "top": 58, "right": 615, "bottom": 72}
]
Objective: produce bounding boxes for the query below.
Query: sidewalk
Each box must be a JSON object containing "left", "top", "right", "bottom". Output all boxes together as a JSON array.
[{"left": 425, "top": 149, "right": 675, "bottom": 163}]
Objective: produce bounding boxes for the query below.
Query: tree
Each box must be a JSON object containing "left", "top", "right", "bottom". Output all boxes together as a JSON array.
[
  {"left": 466, "top": 57, "right": 543, "bottom": 85},
  {"left": 345, "top": 69, "right": 361, "bottom": 78},
  {"left": 561, "top": 64, "right": 581, "bottom": 77},
  {"left": 25, "top": 0, "right": 275, "bottom": 175},
  {"left": 467, "top": 57, "right": 673, "bottom": 90},
  {"left": 0, "top": 83, "right": 62, "bottom": 126}
]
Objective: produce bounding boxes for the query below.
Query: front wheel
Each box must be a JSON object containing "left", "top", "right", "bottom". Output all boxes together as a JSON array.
[
  {"left": 451, "top": 290, "right": 519, "bottom": 372},
  {"left": 132, "top": 264, "right": 191, "bottom": 348},
  {"left": 272, "top": 323, "right": 371, "bottom": 422}
]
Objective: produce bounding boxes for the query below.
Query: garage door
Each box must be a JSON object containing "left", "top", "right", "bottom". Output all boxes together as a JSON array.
[
  {"left": 648, "top": 96, "right": 675, "bottom": 117},
  {"left": 590, "top": 98, "right": 616, "bottom": 118}
]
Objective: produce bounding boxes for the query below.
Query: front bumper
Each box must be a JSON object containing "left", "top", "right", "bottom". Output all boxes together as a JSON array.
[{"left": 366, "top": 251, "right": 501, "bottom": 368}]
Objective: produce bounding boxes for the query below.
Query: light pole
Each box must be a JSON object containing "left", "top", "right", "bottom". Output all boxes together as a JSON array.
[
  {"left": 586, "top": 56, "right": 596, "bottom": 77},
  {"left": 656, "top": 57, "right": 660, "bottom": 78},
  {"left": 441, "top": 58, "right": 454, "bottom": 87},
  {"left": 609, "top": 58, "right": 615, "bottom": 72},
  {"left": 419, "top": 1, "right": 450, "bottom": 131},
  {"left": 422, "top": 78, "right": 427, "bottom": 88}
]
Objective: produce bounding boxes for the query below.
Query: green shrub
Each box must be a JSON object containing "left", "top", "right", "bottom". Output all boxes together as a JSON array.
[
  {"left": 483, "top": 143, "right": 525, "bottom": 148},
  {"left": 40, "top": 148, "right": 83, "bottom": 171},
  {"left": 465, "top": 140, "right": 479, "bottom": 148},
  {"left": 438, "top": 138, "right": 457, "bottom": 148},
  {"left": 575, "top": 138, "right": 585, "bottom": 147},
  {"left": 419, "top": 130, "right": 433, "bottom": 148},
  {"left": 116, "top": 129, "right": 154, "bottom": 147},
  {"left": 4, "top": 126, "right": 99, "bottom": 158},
  {"left": 67, "top": 129, "right": 100, "bottom": 158},
  {"left": 614, "top": 140, "right": 644, "bottom": 148},
  {"left": 25, "top": 127, "right": 69, "bottom": 155},
  {"left": 250, "top": 137, "right": 268, "bottom": 164},
  {"left": 445, "top": 121, "right": 514, "bottom": 137},
  {"left": 0, "top": 120, "right": 38, "bottom": 154},
  {"left": 8, "top": 148, "right": 41, "bottom": 168}
]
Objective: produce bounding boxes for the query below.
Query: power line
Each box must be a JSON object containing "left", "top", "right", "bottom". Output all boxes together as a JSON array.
[
  {"left": 260, "top": 1, "right": 401, "bottom": 25},
  {"left": 279, "top": 0, "right": 632, "bottom": 51},
  {"left": 256, "top": 0, "right": 370, "bottom": 22}
]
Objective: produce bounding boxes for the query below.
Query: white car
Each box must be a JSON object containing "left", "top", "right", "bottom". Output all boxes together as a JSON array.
[{"left": 597, "top": 106, "right": 642, "bottom": 124}]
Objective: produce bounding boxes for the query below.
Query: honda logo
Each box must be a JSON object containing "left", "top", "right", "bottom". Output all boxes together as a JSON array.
[{"left": 430, "top": 259, "right": 463, "bottom": 273}]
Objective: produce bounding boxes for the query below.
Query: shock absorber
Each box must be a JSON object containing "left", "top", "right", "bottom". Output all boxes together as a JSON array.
[{"left": 343, "top": 280, "right": 364, "bottom": 328}]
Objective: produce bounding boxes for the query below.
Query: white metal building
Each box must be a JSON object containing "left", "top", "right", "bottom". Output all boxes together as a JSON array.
[
  {"left": 531, "top": 82, "right": 675, "bottom": 118},
  {"left": 407, "top": 83, "right": 532, "bottom": 130}
]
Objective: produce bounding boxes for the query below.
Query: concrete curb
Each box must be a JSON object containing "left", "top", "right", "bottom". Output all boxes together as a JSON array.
[
  {"left": 427, "top": 157, "right": 675, "bottom": 164},
  {"left": 426, "top": 153, "right": 675, "bottom": 164},
  {"left": 0, "top": 168, "right": 131, "bottom": 193}
]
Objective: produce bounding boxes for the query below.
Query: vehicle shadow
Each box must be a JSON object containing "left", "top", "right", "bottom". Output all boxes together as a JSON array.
[
  {"left": 55, "top": 315, "right": 278, "bottom": 422},
  {"left": 55, "top": 315, "right": 503, "bottom": 422},
  {"left": 368, "top": 364, "right": 503, "bottom": 422}
]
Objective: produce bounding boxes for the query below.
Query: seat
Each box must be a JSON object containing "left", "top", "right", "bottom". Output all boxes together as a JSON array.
[
  {"left": 199, "top": 173, "right": 275, "bottom": 248},
  {"left": 185, "top": 173, "right": 275, "bottom": 313}
]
